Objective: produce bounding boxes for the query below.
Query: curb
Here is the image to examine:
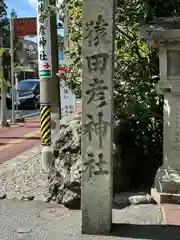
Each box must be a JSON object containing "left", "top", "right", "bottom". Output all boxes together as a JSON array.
[
  {"left": 0, "top": 145, "right": 41, "bottom": 177},
  {"left": 7, "top": 111, "right": 40, "bottom": 122},
  {"left": 23, "top": 111, "right": 40, "bottom": 118}
]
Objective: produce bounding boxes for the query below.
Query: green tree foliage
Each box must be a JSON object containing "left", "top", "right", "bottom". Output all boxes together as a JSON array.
[
  {"left": 114, "top": 0, "right": 162, "bottom": 158},
  {"left": 56, "top": 0, "right": 162, "bottom": 168},
  {"left": 0, "top": 1, "right": 10, "bottom": 127},
  {"left": 42, "top": 0, "right": 180, "bottom": 187},
  {"left": 0, "top": 0, "right": 9, "bottom": 82},
  {"left": 43, "top": 0, "right": 180, "bottom": 187},
  {"left": 147, "top": 0, "right": 180, "bottom": 19},
  {"left": 0, "top": 0, "right": 9, "bottom": 49},
  {"left": 62, "top": 0, "right": 82, "bottom": 94},
  {"left": 1, "top": 8, "right": 20, "bottom": 83},
  {"left": 2, "top": 50, "right": 10, "bottom": 82},
  {"left": 0, "top": 0, "right": 8, "bottom": 27}
]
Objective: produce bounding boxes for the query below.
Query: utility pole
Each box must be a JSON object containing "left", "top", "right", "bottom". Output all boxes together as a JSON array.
[
  {"left": 64, "top": 0, "right": 69, "bottom": 50},
  {"left": 10, "top": 17, "right": 15, "bottom": 124},
  {"left": 49, "top": 0, "right": 61, "bottom": 140},
  {"left": 37, "top": 0, "right": 60, "bottom": 171},
  {"left": 0, "top": 48, "right": 5, "bottom": 126},
  {"left": 14, "top": 73, "right": 19, "bottom": 112}
]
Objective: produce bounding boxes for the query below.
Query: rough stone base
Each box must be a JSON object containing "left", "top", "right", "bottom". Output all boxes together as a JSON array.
[{"left": 151, "top": 188, "right": 180, "bottom": 204}]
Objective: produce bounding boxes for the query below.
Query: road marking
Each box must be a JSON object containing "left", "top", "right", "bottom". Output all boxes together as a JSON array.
[
  {"left": 0, "top": 129, "right": 40, "bottom": 152},
  {"left": 24, "top": 129, "right": 40, "bottom": 138}
]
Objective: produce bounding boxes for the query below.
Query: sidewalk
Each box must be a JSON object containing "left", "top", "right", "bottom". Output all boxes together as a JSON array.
[
  {"left": 0, "top": 200, "right": 169, "bottom": 240},
  {"left": 0, "top": 116, "right": 40, "bottom": 163},
  {"left": 0, "top": 199, "right": 179, "bottom": 240}
]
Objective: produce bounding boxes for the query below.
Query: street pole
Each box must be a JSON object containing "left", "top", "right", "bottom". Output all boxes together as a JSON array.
[
  {"left": 10, "top": 17, "right": 15, "bottom": 124},
  {"left": 14, "top": 73, "right": 19, "bottom": 112},
  {"left": 49, "top": 0, "right": 61, "bottom": 140},
  {"left": 64, "top": 0, "right": 69, "bottom": 50},
  {"left": 37, "top": 0, "right": 60, "bottom": 171},
  {"left": 0, "top": 48, "right": 5, "bottom": 126}
]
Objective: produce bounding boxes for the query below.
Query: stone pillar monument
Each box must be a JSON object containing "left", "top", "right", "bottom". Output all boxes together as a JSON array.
[
  {"left": 81, "top": 0, "right": 116, "bottom": 235},
  {"left": 141, "top": 18, "right": 180, "bottom": 203}
]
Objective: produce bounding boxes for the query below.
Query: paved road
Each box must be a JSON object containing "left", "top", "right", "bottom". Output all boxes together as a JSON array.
[
  {"left": 0, "top": 102, "right": 77, "bottom": 163},
  {"left": 0, "top": 200, "right": 176, "bottom": 240},
  {"left": 0, "top": 116, "right": 40, "bottom": 163},
  {"left": 0, "top": 200, "right": 179, "bottom": 240}
]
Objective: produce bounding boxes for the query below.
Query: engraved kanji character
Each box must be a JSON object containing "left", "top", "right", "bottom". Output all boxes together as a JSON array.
[
  {"left": 83, "top": 152, "right": 108, "bottom": 179},
  {"left": 83, "top": 113, "right": 109, "bottom": 147},
  {"left": 85, "top": 78, "right": 108, "bottom": 107},
  {"left": 86, "top": 53, "right": 109, "bottom": 74},
  {"left": 84, "top": 14, "right": 109, "bottom": 47}
]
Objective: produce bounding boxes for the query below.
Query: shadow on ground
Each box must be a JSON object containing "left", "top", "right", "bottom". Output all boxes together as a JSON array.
[
  {"left": 0, "top": 142, "right": 7, "bottom": 146},
  {"left": 111, "top": 223, "right": 180, "bottom": 239},
  {"left": 66, "top": 204, "right": 131, "bottom": 212},
  {"left": 113, "top": 203, "right": 131, "bottom": 210},
  {"left": 18, "top": 125, "right": 40, "bottom": 128}
]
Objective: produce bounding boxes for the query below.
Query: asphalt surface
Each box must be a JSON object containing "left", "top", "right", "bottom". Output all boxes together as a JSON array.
[
  {"left": 6, "top": 109, "right": 40, "bottom": 119},
  {"left": 0, "top": 116, "right": 40, "bottom": 163},
  {"left": 0, "top": 200, "right": 178, "bottom": 240}
]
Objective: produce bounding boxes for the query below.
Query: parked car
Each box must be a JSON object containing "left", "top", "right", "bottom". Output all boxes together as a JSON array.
[{"left": 7, "top": 79, "right": 40, "bottom": 110}]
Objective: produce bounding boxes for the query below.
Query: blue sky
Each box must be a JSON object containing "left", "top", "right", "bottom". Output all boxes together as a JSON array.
[
  {"left": 6, "top": 0, "right": 36, "bottom": 18},
  {"left": 6, "top": 0, "right": 64, "bottom": 42}
]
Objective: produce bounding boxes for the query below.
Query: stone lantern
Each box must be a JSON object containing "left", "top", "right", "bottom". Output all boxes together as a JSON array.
[{"left": 141, "top": 18, "right": 180, "bottom": 203}]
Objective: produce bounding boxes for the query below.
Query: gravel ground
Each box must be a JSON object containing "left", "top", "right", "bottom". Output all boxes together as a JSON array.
[
  {"left": 0, "top": 150, "right": 156, "bottom": 206},
  {"left": 0, "top": 154, "right": 50, "bottom": 201},
  {"left": 0, "top": 153, "right": 154, "bottom": 206}
]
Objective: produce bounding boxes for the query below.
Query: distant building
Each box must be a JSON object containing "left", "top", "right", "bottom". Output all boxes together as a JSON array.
[
  {"left": 15, "top": 38, "right": 38, "bottom": 69},
  {"left": 14, "top": 38, "right": 38, "bottom": 79}
]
